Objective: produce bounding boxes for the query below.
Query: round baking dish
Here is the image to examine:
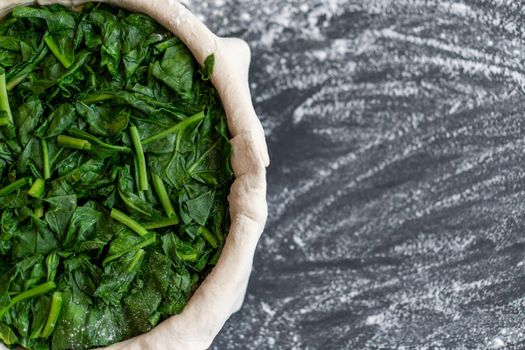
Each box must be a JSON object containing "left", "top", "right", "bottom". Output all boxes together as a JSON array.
[{"left": 0, "top": 1, "right": 269, "bottom": 349}]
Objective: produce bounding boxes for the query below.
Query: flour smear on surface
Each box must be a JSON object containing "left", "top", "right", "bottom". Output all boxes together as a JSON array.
[{"left": 183, "top": 0, "right": 525, "bottom": 349}]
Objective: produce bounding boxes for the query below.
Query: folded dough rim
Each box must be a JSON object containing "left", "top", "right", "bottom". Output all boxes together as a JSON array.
[{"left": 0, "top": 1, "right": 269, "bottom": 349}]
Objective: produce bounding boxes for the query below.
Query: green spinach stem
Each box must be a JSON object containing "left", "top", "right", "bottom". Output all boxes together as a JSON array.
[
  {"left": 118, "top": 188, "right": 149, "bottom": 216},
  {"left": 0, "top": 116, "right": 9, "bottom": 126},
  {"left": 41, "top": 138, "right": 51, "bottom": 179},
  {"left": 152, "top": 173, "right": 176, "bottom": 218},
  {"left": 57, "top": 135, "right": 92, "bottom": 151},
  {"left": 0, "top": 177, "right": 30, "bottom": 197},
  {"left": 28, "top": 178, "right": 45, "bottom": 198},
  {"left": 81, "top": 93, "right": 115, "bottom": 104},
  {"left": 41, "top": 292, "right": 63, "bottom": 339},
  {"left": 130, "top": 125, "right": 149, "bottom": 191},
  {"left": 6, "top": 73, "right": 28, "bottom": 91},
  {"left": 199, "top": 226, "right": 218, "bottom": 249},
  {"left": 141, "top": 111, "right": 205, "bottom": 145},
  {"left": 102, "top": 233, "right": 156, "bottom": 265},
  {"left": 69, "top": 129, "right": 130, "bottom": 152},
  {"left": 0, "top": 70, "right": 13, "bottom": 125},
  {"left": 128, "top": 250, "right": 145, "bottom": 272},
  {"left": 142, "top": 217, "right": 179, "bottom": 230},
  {"left": 178, "top": 250, "right": 198, "bottom": 262},
  {"left": 0, "top": 282, "right": 56, "bottom": 319},
  {"left": 110, "top": 208, "right": 148, "bottom": 237},
  {"left": 44, "top": 36, "right": 72, "bottom": 68},
  {"left": 133, "top": 157, "right": 147, "bottom": 201},
  {"left": 46, "top": 253, "right": 59, "bottom": 282}
]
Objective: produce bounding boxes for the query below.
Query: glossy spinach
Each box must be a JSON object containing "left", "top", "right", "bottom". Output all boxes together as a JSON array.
[{"left": 0, "top": 4, "right": 233, "bottom": 350}]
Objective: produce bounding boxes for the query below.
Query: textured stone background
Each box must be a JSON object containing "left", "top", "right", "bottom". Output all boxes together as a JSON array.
[{"left": 184, "top": 1, "right": 525, "bottom": 349}]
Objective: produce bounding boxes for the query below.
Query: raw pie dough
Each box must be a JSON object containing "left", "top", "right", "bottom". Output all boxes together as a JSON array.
[{"left": 0, "top": 1, "right": 269, "bottom": 349}]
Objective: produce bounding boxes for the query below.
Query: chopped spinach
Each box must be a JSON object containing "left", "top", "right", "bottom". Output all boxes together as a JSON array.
[{"left": 0, "top": 3, "right": 233, "bottom": 350}]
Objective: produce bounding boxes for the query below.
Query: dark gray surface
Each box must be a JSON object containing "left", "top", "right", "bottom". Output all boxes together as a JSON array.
[{"left": 185, "top": 1, "right": 525, "bottom": 349}]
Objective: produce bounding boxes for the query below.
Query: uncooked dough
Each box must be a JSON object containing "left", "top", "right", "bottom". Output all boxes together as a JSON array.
[{"left": 0, "top": 1, "right": 269, "bottom": 349}]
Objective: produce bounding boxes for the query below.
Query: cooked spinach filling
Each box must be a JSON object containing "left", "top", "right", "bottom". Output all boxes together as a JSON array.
[{"left": 0, "top": 3, "right": 233, "bottom": 350}]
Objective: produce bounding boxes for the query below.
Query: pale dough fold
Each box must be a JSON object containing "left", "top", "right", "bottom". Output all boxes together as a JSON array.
[{"left": 0, "top": 1, "right": 269, "bottom": 349}]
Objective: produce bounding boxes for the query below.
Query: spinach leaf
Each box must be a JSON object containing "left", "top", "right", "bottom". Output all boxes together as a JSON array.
[
  {"left": 35, "top": 103, "right": 76, "bottom": 138},
  {"left": 14, "top": 96, "right": 43, "bottom": 147},
  {"left": 152, "top": 43, "right": 195, "bottom": 101}
]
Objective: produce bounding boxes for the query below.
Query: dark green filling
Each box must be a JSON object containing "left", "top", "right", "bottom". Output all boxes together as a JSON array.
[{"left": 0, "top": 3, "right": 233, "bottom": 350}]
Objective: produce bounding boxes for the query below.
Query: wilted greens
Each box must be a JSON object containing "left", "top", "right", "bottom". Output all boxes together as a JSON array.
[{"left": 0, "top": 3, "right": 233, "bottom": 350}]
